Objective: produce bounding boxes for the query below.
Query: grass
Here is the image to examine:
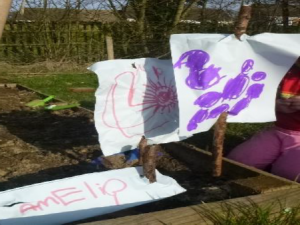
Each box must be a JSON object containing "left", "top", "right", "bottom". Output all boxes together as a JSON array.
[
  {"left": 10, "top": 73, "right": 98, "bottom": 110},
  {"left": 5, "top": 73, "right": 272, "bottom": 152},
  {"left": 201, "top": 200, "right": 300, "bottom": 225}
]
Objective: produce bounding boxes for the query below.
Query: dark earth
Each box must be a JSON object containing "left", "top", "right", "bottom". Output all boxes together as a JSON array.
[{"left": 0, "top": 86, "right": 233, "bottom": 223}]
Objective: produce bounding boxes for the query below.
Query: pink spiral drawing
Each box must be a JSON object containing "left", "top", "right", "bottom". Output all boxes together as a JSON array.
[{"left": 102, "top": 64, "right": 178, "bottom": 138}]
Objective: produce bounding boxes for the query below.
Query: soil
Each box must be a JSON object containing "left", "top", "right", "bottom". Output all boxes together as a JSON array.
[{"left": 0, "top": 86, "right": 233, "bottom": 223}]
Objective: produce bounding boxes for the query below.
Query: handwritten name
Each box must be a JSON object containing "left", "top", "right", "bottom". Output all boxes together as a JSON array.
[{"left": 19, "top": 178, "right": 127, "bottom": 215}]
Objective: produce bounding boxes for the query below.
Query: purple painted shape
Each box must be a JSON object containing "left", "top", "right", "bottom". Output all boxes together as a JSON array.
[
  {"left": 208, "top": 104, "right": 230, "bottom": 119},
  {"left": 222, "top": 59, "right": 255, "bottom": 101},
  {"left": 246, "top": 83, "right": 265, "bottom": 99},
  {"left": 174, "top": 52, "right": 268, "bottom": 132},
  {"left": 187, "top": 109, "right": 208, "bottom": 131},
  {"left": 174, "top": 50, "right": 226, "bottom": 90},
  {"left": 241, "top": 59, "right": 254, "bottom": 74},
  {"left": 173, "top": 50, "right": 210, "bottom": 70},
  {"left": 222, "top": 74, "right": 250, "bottom": 101},
  {"left": 189, "top": 64, "right": 226, "bottom": 90},
  {"left": 251, "top": 72, "right": 267, "bottom": 81},
  {"left": 194, "top": 91, "right": 222, "bottom": 108},
  {"left": 228, "top": 98, "right": 251, "bottom": 116}
]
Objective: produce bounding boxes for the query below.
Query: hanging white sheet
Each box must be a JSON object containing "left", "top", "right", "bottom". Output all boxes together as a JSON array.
[{"left": 170, "top": 33, "right": 300, "bottom": 136}]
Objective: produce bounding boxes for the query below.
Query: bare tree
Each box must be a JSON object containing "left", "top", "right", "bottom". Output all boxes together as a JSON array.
[
  {"left": 20, "top": 0, "right": 26, "bottom": 15},
  {"left": 281, "top": 0, "right": 289, "bottom": 31}
]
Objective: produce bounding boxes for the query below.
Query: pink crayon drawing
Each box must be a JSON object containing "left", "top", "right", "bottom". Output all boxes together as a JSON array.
[
  {"left": 97, "top": 179, "right": 127, "bottom": 205},
  {"left": 102, "top": 64, "right": 178, "bottom": 138},
  {"left": 19, "top": 179, "right": 128, "bottom": 215}
]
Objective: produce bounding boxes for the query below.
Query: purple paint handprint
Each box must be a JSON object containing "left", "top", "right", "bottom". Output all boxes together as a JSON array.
[
  {"left": 229, "top": 83, "right": 265, "bottom": 115},
  {"left": 194, "top": 92, "right": 222, "bottom": 108},
  {"left": 208, "top": 104, "right": 230, "bottom": 119},
  {"left": 173, "top": 50, "right": 226, "bottom": 90},
  {"left": 174, "top": 50, "right": 268, "bottom": 132},
  {"left": 222, "top": 60, "right": 253, "bottom": 101},
  {"left": 187, "top": 109, "right": 208, "bottom": 131}
]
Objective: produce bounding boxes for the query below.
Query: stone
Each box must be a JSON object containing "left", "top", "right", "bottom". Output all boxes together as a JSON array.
[{"left": 0, "top": 169, "right": 8, "bottom": 177}]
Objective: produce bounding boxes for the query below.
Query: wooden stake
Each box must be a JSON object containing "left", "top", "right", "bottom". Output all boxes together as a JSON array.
[
  {"left": 0, "top": 0, "right": 13, "bottom": 40},
  {"left": 212, "top": 5, "right": 252, "bottom": 177},
  {"left": 138, "top": 136, "right": 158, "bottom": 183},
  {"left": 234, "top": 5, "right": 252, "bottom": 40},
  {"left": 142, "top": 145, "right": 158, "bottom": 183},
  {"left": 105, "top": 34, "right": 114, "bottom": 60},
  {"left": 212, "top": 112, "right": 227, "bottom": 177},
  {"left": 138, "top": 136, "right": 147, "bottom": 166}
]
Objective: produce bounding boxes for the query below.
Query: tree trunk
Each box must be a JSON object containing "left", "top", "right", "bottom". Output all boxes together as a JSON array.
[
  {"left": 44, "top": 0, "right": 48, "bottom": 9},
  {"left": 170, "top": 0, "right": 198, "bottom": 34},
  {"left": 136, "top": 0, "right": 149, "bottom": 54},
  {"left": 200, "top": 0, "right": 208, "bottom": 23},
  {"left": 20, "top": 0, "right": 26, "bottom": 15},
  {"left": 281, "top": 0, "right": 289, "bottom": 32},
  {"left": 171, "top": 0, "right": 186, "bottom": 29},
  {"left": 76, "top": 0, "right": 81, "bottom": 10},
  {"left": 0, "top": 0, "right": 13, "bottom": 40}
]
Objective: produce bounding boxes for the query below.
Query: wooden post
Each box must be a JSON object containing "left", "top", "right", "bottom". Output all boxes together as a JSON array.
[
  {"left": 212, "top": 5, "right": 252, "bottom": 177},
  {"left": 19, "top": 0, "right": 26, "bottom": 15},
  {"left": 212, "top": 112, "right": 227, "bottom": 177},
  {"left": 138, "top": 136, "right": 159, "bottom": 183},
  {"left": 234, "top": 5, "right": 252, "bottom": 40},
  {"left": 105, "top": 34, "right": 114, "bottom": 60},
  {"left": 0, "top": 0, "right": 13, "bottom": 40}
]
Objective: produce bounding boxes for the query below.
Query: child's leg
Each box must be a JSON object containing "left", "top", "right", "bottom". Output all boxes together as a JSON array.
[
  {"left": 271, "top": 130, "right": 300, "bottom": 182},
  {"left": 227, "top": 128, "right": 281, "bottom": 170},
  {"left": 271, "top": 150, "right": 300, "bottom": 182}
]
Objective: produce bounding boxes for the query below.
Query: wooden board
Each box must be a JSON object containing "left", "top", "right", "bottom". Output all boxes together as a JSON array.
[{"left": 80, "top": 187, "right": 300, "bottom": 225}]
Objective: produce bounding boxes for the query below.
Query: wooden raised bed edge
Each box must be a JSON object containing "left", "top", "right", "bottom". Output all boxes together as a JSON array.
[
  {"left": 80, "top": 143, "right": 300, "bottom": 225},
  {"left": 164, "top": 143, "right": 298, "bottom": 196},
  {"left": 80, "top": 187, "right": 300, "bottom": 225}
]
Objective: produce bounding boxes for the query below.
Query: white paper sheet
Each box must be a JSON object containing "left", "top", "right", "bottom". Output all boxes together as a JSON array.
[
  {"left": 0, "top": 167, "right": 185, "bottom": 225},
  {"left": 89, "top": 58, "right": 185, "bottom": 156},
  {"left": 170, "top": 33, "right": 300, "bottom": 136}
]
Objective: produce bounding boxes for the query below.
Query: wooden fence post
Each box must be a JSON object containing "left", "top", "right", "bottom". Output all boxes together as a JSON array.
[
  {"left": 212, "top": 4, "right": 252, "bottom": 177},
  {"left": 0, "top": 0, "right": 13, "bottom": 40},
  {"left": 106, "top": 34, "right": 114, "bottom": 60}
]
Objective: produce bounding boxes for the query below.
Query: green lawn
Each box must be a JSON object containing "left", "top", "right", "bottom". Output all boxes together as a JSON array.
[
  {"left": 8, "top": 73, "right": 271, "bottom": 153},
  {"left": 11, "top": 73, "right": 98, "bottom": 110}
]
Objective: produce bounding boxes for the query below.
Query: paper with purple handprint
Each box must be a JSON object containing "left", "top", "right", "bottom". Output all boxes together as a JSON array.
[
  {"left": 171, "top": 33, "right": 300, "bottom": 136},
  {"left": 89, "top": 58, "right": 184, "bottom": 156}
]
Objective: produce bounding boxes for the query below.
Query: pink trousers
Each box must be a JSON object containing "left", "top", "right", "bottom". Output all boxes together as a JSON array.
[{"left": 227, "top": 127, "right": 300, "bottom": 182}]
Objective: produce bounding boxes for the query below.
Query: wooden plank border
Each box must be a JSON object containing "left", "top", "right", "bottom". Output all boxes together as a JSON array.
[{"left": 80, "top": 187, "right": 300, "bottom": 225}]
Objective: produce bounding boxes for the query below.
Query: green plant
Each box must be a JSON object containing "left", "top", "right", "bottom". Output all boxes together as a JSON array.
[{"left": 200, "top": 200, "right": 300, "bottom": 225}]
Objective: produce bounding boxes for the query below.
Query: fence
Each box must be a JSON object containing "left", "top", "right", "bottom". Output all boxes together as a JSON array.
[
  {"left": 0, "top": 20, "right": 298, "bottom": 64},
  {"left": 0, "top": 21, "right": 234, "bottom": 64}
]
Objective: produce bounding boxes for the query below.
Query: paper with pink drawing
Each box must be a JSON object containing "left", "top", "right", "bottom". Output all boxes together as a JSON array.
[
  {"left": 89, "top": 58, "right": 185, "bottom": 156},
  {"left": 0, "top": 167, "right": 186, "bottom": 225},
  {"left": 171, "top": 33, "right": 300, "bottom": 136}
]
